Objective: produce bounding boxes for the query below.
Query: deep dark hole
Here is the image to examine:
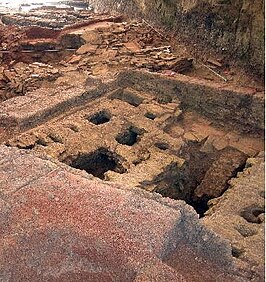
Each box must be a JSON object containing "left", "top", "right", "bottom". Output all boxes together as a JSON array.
[
  {"left": 188, "top": 197, "right": 209, "bottom": 218},
  {"left": 116, "top": 127, "right": 139, "bottom": 146},
  {"left": 145, "top": 112, "right": 156, "bottom": 120},
  {"left": 88, "top": 110, "right": 111, "bottom": 125},
  {"left": 232, "top": 246, "right": 243, "bottom": 258},
  {"left": 68, "top": 148, "right": 126, "bottom": 180},
  {"left": 174, "top": 141, "right": 216, "bottom": 217},
  {"left": 150, "top": 141, "right": 248, "bottom": 218},
  {"left": 142, "top": 141, "right": 215, "bottom": 217},
  {"left": 190, "top": 158, "right": 247, "bottom": 218}
]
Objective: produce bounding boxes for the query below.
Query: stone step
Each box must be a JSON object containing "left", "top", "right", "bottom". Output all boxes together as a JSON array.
[{"left": 0, "top": 82, "right": 106, "bottom": 132}]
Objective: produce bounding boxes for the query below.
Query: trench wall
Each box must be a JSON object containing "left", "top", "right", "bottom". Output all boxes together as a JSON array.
[
  {"left": 117, "top": 70, "right": 265, "bottom": 133},
  {"left": 88, "top": 0, "right": 265, "bottom": 76}
]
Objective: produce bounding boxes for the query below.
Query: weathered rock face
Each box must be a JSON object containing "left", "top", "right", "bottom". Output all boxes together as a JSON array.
[
  {"left": 203, "top": 153, "right": 265, "bottom": 281},
  {"left": 88, "top": 0, "right": 264, "bottom": 76}
]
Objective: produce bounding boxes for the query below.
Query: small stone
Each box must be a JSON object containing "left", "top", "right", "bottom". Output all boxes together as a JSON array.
[
  {"left": 68, "top": 55, "right": 82, "bottom": 64},
  {"left": 76, "top": 43, "right": 97, "bottom": 55}
]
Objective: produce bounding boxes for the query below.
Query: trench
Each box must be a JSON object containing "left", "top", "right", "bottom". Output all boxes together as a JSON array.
[
  {"left": 65, "top": 143, "right": 246, "bottom": 216},
  {"left": 143, "top": 139, "right": 248, "bottom": 217},
  {"left": 0, "top": 3, "right": 261, "bottom": 219},
  {"left": 52, "top": 117, "right": 249, "bottom": 217},
  {"left": 8, "top": 115, "right": 250, "bottom": 217}
]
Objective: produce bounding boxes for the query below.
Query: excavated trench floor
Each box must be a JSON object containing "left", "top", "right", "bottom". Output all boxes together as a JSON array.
[
  {"left": 0, "top": 5, "right": 265, "bottom": 281},
  {"left": 4, "top": 86, "right": 264, "bottom": 217},
  {"left": 0, "top": 4, "right": 264, "bottom": 217}
]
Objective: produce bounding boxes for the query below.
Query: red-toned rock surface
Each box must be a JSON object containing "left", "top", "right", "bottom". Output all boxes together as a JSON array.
[{"left": 0, "top": 145, "right": 244, "bottom": 281}]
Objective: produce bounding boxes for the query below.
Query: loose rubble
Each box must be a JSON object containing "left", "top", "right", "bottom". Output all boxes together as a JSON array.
[
  {"left": 0, "top": 7, "right": 193, "bottom": 101},
  {"left": 0, "top": 62, "right": 60, "bottom": 100}
]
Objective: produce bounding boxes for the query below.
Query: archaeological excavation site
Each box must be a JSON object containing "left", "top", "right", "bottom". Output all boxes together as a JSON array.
[{"left": 0, "top": 0, "right": 265, "bottom": 281}]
